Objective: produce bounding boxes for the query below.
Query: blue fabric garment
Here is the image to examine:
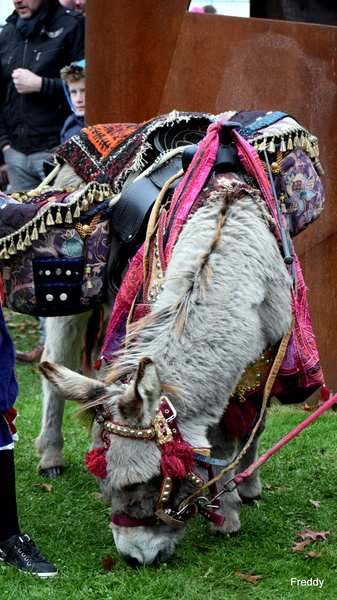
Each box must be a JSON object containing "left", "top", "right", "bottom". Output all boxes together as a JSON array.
[
  {"left": 60, "top": 114, "right": 84, "bottom": 145},
  {"left": 0, "top": 304, "right": 18, "bottom": 448}
]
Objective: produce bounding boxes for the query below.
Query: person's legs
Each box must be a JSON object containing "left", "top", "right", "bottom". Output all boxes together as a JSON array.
[
  {"left": 3, "top": 148, "right": 42, "bottom": 192},
  {"left": 28, "top": 148, "right": 59, "bottom": 184},
  {"left": 0, "top": 449, "right": 58, "bottom": 577},
  {"left": 0, "top": 450, "right": 20, "bottom": 542}
]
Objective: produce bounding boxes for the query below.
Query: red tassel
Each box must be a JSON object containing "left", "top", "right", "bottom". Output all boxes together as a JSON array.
[
  {"left": 320, "top": 384, "right": 330, "bottom": 402},
  {"left": 160, "top": 439, "right": 195, "bottom": 478},
  {"left": 93, "top": 358, "right": 102, "bottom": 371},
  {"left": 85, "top": 447, "right": 107, "bottom": 478}
]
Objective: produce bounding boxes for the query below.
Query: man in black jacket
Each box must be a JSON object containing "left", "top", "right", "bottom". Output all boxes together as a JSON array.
[{"left": 0, "top": 0, "right": 85, "bottom": 191}]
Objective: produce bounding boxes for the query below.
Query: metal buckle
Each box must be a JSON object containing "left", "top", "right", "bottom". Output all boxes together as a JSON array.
[{"left": 160, "top": 395, "right": 177, "bottom": 422}]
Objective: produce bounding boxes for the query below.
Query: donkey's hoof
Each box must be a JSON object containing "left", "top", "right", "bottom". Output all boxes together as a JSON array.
[{"left": 39, "top": 466, "right": 64, "bottom": 478}]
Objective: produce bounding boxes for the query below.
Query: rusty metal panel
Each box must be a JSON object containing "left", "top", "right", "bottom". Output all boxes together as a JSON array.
[
  {"left": 85, "top": 0, "right": 189, "bottom": 125},
  {"left": 298, "top": 234, "right": 337, "bottom": 393},
  {"left": 160, "top": 14, "right": 337, "bottom": 252}
]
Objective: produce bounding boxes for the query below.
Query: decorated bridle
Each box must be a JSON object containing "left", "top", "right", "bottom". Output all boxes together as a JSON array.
[{"left": 86, "top": 395, "right": 227, "bottom": 530}]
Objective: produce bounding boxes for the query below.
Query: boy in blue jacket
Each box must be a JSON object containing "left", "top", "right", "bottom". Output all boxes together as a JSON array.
[{"left": 60, "top": 60, "right": 86, "bottom": 144}]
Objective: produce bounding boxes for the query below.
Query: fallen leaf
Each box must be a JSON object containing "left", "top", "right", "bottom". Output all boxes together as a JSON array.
[
  {"left": 102, "top": 555, "right": 116, "bottom": 571},
  {"left": 306, "top": 550, "right": 324, "bottom": 558},
  {"left": 275, "top": 487, "right": 287, "bottom": 492},
  {"left": 297, "top": 528, "right": 330, "bottom": 541},
  {"left": 36, "top": 483, "right": 53, "bottom": 492},
  {"left": 91, "top": 492, "right": 103, "bottom": 500},
  {"left": 235, "top": 571, "right": 262, "bottom": 584},
  {"left": 292, "top": 540, "right": 312, "bottom": 552},
  {"left": 302, "top": 403, "right": 317, "bottom": 410},
  {"left": 263, "top": 484, "right": 272, "bottom": 489},
  {"left": 309, "top": 499, "right": 320, "bottom": 508},
  {"left": 191, "top": 542, "right": 213, "bottom": 551}
]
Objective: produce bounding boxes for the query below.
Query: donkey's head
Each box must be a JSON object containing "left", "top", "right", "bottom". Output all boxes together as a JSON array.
[{"left": 39, "top": 358, "right": 197, "bottom": 566}]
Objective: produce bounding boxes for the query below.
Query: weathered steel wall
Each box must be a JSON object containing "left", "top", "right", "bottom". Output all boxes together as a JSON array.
[
  {"left": 86, "top": 4, "right": 337, "bottom": 391},
  {"left": 85, "top": 0, "right": 189, "bottom": 125}
]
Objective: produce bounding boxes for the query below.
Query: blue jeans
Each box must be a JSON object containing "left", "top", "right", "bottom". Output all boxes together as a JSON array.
[{"left": 3, "top": 146, "right": 58, "bottom": 192}]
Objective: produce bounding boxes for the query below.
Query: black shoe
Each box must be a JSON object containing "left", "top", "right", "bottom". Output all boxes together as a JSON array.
[{"left": 0, "top": 534, "right": 58, "bottom": 578}]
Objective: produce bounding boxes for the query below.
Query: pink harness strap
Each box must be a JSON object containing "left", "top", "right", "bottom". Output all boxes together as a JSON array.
[{"left": 233, "top": 393, "right": 337, "bottom": 486}]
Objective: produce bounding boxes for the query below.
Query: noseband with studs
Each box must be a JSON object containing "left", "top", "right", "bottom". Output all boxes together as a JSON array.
[{"left": 99, "top": 395, "right": 227, "bottom": 529}]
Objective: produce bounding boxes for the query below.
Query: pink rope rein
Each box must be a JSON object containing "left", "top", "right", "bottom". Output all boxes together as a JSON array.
[{"left": 233, "top": 394, "right": 337, "bottom": 486}]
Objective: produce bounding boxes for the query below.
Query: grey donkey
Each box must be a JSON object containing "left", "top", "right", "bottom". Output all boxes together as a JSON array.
[{"left": 39, "top": 178, "right": 292, "bottom": 565}]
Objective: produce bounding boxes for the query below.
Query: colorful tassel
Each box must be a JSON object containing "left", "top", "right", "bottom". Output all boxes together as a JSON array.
[
  {"left": 85, "top": 447, "right": 107, "bottom": 479},
  {"left": 93, "top": 358, "right": 102, "bottom": 371},
  {"left": 320, "top": 384, "right": 330, "bottom": 402},
  {"left": 268, "top": 137, "right": 275, "bottom": 153},
  {"left": 65, "top": 208, "right": 73, "bottom": 224},
  {"left": 39, "top": 216, "right": 46, "bottom": 233},
  {"left": 259, "top": 138, "right": 266, "bottom": 152},
  {"left": 24, "top": 230, "right": 31, "bottom": 246},
  {"left": 8, "top": 240, "right": 17, "bottom": 255},
  {"left": 55, "top": 208, "right": 63, "bottom": 224},
  {"left": 73, "top": 203, "right": 81, "bottom": 218},
  {"left": 46, "top": 208, "right": 55, "bottom": 226},
  {"left": 31, "top": 224, "right": 39, "bottom": 240},
  {"left": 160, "top": 439, "right": 195, "bottom": 478}
]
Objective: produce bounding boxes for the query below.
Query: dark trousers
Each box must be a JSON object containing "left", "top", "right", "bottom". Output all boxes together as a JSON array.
[{"left": 0, "top": 450, "right": 20, "bottom": 542}]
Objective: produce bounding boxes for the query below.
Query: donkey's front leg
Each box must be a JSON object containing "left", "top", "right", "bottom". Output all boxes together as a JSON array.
[
  {"left": 35, "top": 312, "right": 93, "bottom": 477},
  {"left": 207, "top": 425, "right": 242, "bottom": 536},
  {"left": 234, "top": 409, "right": 267, "bottom": 502}
]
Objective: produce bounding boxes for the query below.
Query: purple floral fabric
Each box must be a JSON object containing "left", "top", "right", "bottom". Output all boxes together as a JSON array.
[{"left": 280, "top": 148, "right": 324, "bottom": 237}]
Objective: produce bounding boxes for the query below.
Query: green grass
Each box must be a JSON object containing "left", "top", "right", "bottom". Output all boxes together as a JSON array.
[{"left": 1, "top": 311, "right": 337, "bottom": 599}]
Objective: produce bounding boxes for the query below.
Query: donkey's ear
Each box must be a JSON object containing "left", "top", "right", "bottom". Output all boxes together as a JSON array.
[
  {"left": 39, "top": 361, "right": 108, "bottom": 405},
  {"left": 117, "top": 358, "right": 161, "bottom": 424}
]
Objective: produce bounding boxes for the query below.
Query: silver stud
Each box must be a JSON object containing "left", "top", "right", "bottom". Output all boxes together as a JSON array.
[
  {"left": 195, "top": 479, "right": 201, "bottom": 484},
  {"left": 155, "top": 251, "right": 159, "bottom": 258},
  {"left": 158, "top": 273, "right": 163, "bottom": 279},
  {"left": 256, "top": 373, "right": 261, "bottom": 379},
  {"left": 60, "top": 293, "right": 67, "bottom": 301},
  {"left": 123, "top": 428, "right": 128, "bottom": 433},
  {"left": 147, "top": 429, "right": 152, "bottom": 435},
  {"left": 46, "top": 294, "right": 54, "bottom": 302},
  {"left": 162, "top": 497, "right": 168, "bottom": 502},
  {"left": 156, "top": 262, "right": 161, "bottom": 270},
  {"left": 38, "top": 270, "right": 43, "bottom": 276},
  {"left": 137, "top": 431, "right": 143, "bottom": 436},
  {"left": 55, "top": 268, "right": 62, "bottom": 276},
  {"left": 266, "top": 359, "right": 270, "bottom": 365},
  {"left": 165, "top": 484, "right": 171, "bottom": 490},
  {"left": 66, "top": 270, "right": 71, "bottom": 276},
  {"left": 163, "top": 491, "right": 169, "bottom": 496},
  {"left": 45, "top": 270, "right": 51, "bottom": 276},
  {"left": 130, "top": 430, "right": 135, "bottom": 434},
  {"left": 160, "top": 284, "right": 165, "bottom": 291}
]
